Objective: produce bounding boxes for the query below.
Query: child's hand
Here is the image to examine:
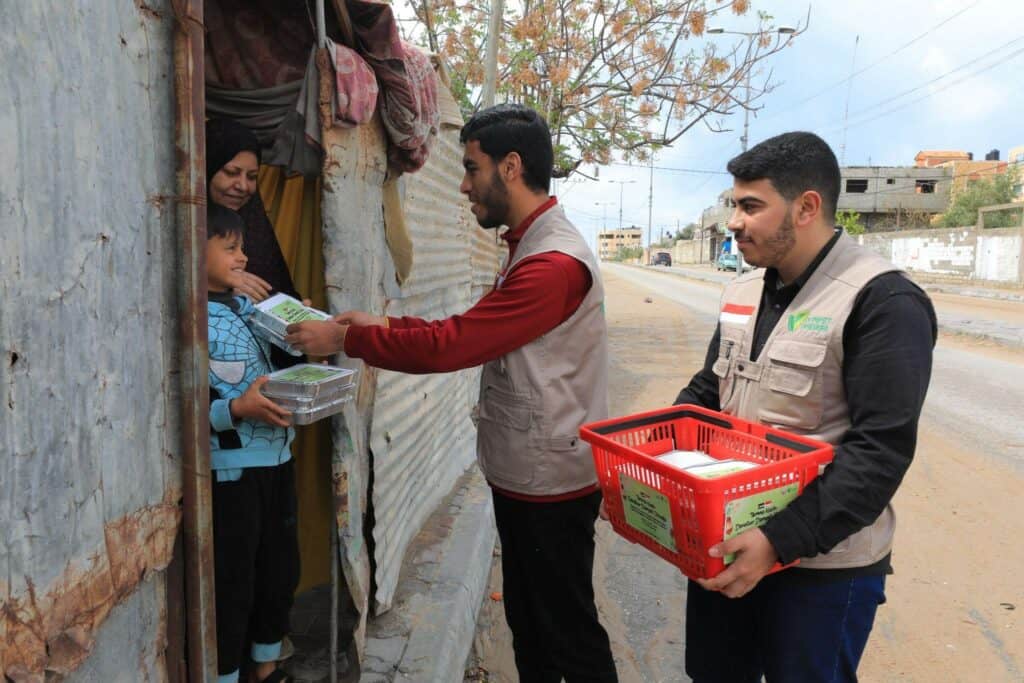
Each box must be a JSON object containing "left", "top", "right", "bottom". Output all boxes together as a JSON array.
[
  {"left": 234, "top": 272, "right": 273, "bottom": 302},
  {"left": 230, "top": 377, "right": 291, "bottom": 427}
]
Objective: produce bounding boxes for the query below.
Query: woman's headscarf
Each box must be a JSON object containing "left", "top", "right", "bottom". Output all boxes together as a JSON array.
[
  {"left": 204, "top": 118, "right": 299, "bottom": 302},
  {"left": 205, "top": 118, "right": 262, "bottom": 184}
]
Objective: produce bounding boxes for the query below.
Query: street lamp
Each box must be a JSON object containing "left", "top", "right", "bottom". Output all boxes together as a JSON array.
[
  {"left": 706, "top": 25, "right": 796, "bottom": 275},
  {"left": 708, "top": 26, "right": 794, "bottom": 152}
]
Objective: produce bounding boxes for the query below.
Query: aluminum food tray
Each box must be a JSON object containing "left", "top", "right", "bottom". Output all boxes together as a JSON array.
[
  {"left": 264, "top": 383, "right": 356, "bottom": 411},
  {"left": 288, "top": 394, "right": 352, "bottom": 425},
  {"left": 253, "top": 293, "right": 330, "bottom": 337},
  {"left": 249, "top": 317, "right": 303, "bottom": 357},
  {"left": 263, "top": 364, "right": 357, "bottom": 400}
]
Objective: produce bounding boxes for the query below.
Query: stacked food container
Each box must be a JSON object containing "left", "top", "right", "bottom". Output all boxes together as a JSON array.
[
  {"left": 251, "top": 293, "right": 331, "bottom": 357},
  {"left": 262, "top": 364, "right": 358, "bottom": 425}
]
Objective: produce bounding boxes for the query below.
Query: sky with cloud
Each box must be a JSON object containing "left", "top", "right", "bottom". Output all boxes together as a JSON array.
[{"left": 550, "top": 0, "right": 1024, "bottom": 249}]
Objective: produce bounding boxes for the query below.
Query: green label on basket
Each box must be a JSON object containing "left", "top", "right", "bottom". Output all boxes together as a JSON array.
[
  {"left": 723, "top": 482, "right": 800, "bottom": 564},
  {"left": 619, "top": 473, "right": 676, "bottom": 552}
]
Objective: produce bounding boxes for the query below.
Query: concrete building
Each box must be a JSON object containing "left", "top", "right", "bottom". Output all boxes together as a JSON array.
[
  {"left": 940, "top": 160, "right": 1010, "bottom": 198},
  {"left": 838, "top": 166, "right": 952, "bottom": 230},
  {"left": 1007, "top": 145, "right": 1024, "bottom": 201},
  {"left": 598, "top": 227, "right": 644, "bottom": 260},
  {"left": 696, "top": 188, "right": 735, "bottom": 261}
]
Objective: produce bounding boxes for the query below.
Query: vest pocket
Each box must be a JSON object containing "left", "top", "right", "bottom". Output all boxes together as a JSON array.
[
  {"left": 477, "top": 384, "right": 535, "bottom": 485},
  {"left": 759, "top": 339, "right": 827, "bottom": 430}
]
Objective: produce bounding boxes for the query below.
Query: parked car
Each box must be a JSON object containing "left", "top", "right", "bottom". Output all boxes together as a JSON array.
[
  {"left": 651, "top": 251, "right": 672, "bottom": 266},
  {"left": 716, "top": 253, "right": 751, "bottom": 272}
]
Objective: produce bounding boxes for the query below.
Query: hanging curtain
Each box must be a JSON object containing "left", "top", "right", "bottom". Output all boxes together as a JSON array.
[{"left": 259, "top": 167, "right": 333, "bottom": 593}]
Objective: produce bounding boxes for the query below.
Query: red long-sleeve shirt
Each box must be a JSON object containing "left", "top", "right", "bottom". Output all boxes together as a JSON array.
[
  {"left": 345, "top": 197, "right": 600, "bottom": 503},
  {"left": 344, "top": 197, "right": 591, "bottom": 373}
]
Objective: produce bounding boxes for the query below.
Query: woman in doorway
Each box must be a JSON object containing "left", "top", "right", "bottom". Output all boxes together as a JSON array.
[{"left": 206, "top": 117, "right": 301, "bottom": 303}]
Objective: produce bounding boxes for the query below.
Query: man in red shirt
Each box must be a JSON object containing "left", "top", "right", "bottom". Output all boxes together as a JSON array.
[{"left": 286, "top": 104, "right": 618, "bottom": 683}]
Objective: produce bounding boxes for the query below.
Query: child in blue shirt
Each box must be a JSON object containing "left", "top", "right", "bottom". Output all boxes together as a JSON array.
[{"left": 207, "top": 203, "right": 297, "bottom": 683}]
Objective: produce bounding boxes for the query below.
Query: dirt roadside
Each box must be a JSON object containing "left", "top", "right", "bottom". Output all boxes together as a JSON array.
[{"left": 467, "top": 269, "right": 1024, "bottom": 682}]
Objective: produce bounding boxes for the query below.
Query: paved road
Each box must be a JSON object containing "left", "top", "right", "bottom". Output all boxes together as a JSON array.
[
  {"left": 468, "top": 264, "right": 1024, "bottom": 682},
  {"left": 647, "top": 262, "right": 1024, "bottom": 348}
]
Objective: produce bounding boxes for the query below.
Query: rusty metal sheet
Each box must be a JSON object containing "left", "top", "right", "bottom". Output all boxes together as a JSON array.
[
  {"left": 321, "top": 120, "right": 391, "bottom": 655},
  {"left": 320, "top": 119, "right": 500, "bottom": 617},
  {"left": 0, "top": 1, "right": 181, "bottom": 679}
]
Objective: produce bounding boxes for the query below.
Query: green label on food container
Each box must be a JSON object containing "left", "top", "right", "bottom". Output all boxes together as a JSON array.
[
  {"left": 619, "top": 473, "right": 676, "bottom": 552},
  {"left": 723, "top": 482, "right": 800, "bottom": 564},
  {"left": 274, "top": 365, "right": 342, "bottom": 384},
  {"left": 269, "top": 299, "right": 327, "bottom": 324}
]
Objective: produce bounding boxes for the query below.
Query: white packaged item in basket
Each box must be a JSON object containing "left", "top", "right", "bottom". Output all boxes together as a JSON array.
[
  {"left": 685, "top": 459, "right": 757, "bottom": 479},
  {"left": 657, "top": 449, "right": 715, "bottom": 470},
  {"left": 253, "top": 293, "right": 330, "bottom": 337}
]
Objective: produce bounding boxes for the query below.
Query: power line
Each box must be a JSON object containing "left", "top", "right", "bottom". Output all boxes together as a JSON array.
[
  {"left": 609, "top": 161, "right": 730, "bottom": 175},
  {"left": 762, "top": 0, "right": 985, "bottom": 122},
  {"left": 847, "top": 35, "right": 1024, "bottom": 121},
  {"left": 822, "top": 43, "right": 1024, "bottom": 135}
]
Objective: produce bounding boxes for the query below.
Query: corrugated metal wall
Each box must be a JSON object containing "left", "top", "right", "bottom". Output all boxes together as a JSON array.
[
  {"left": 321, "top": 119, "right": 500, "bottom": 617},
  {"left": 369, "top": 127, "right": 492, "bottom": 612},
  {"left": 0, "top": 2, "right": 180, "bottom": 679}
]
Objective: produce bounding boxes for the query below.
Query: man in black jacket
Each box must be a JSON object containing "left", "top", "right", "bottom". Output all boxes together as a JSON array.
[{"left": 675, "top": 132, "right": 936, "bottom": 682}]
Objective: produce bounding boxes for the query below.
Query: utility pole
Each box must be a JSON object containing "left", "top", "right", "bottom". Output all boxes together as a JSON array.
[
  {"left": 839, "top": 35, "right": 859, "bottom": 166},
  {"left": 607, "top": 180, "right": 636, "bottom": 231},
  {"left": 647, "top": 155, "right": 654, "bottom": 255},
  {"left": 482, "top": 0, "right": 504, "bottom": 107}
]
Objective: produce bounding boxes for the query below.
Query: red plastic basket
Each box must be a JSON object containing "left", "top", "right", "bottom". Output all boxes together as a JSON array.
[{"left": 580, "top": 404, "right": 834, "bottom": 580}]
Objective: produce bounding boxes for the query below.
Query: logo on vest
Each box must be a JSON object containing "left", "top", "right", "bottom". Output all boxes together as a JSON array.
[{"left": 788, "top": 310, "right": 832, "bottom": 332}]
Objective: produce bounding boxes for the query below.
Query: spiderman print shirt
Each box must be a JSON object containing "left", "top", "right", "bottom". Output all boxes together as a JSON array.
[{"left": 208, "top": 292, "right": 294, "bottom": 475}]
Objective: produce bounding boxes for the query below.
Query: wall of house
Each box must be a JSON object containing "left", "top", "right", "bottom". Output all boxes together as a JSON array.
[
  {"left": 838, "top": 166, "right": 951, "bottom": 214},
  {"left": 859, "top": 225, "right": 1024, "bottom": 283},
  {"left": 1, "top": 2, "right": 181, "bottom": 679}
]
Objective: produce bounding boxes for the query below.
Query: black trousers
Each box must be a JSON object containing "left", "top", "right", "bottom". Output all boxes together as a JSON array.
[
  {"left": 492, "top": 488, "right": 618, "bottom": 683},
  {"left": 213, "top": 460, "right": 300, "bottom": 675}
]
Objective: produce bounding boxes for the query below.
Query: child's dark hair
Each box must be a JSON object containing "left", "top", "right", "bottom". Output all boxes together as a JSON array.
[
  {"left": 460, "top": 104, "right": 554, "bottom": 193},
  {"left": 727, "top": 132, "right": 841, "bottom": 222},
  {"left": 208, "top": 202, "right": 244, "bottom": 240}
]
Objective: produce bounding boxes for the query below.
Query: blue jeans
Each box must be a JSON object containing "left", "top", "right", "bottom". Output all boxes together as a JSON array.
[{"left": 685, "top": 571, "right": 886, "bottom": 683}]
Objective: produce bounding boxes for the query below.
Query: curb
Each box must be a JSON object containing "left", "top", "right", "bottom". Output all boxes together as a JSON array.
[{"left": 360, "top": 468, "right": 496, "bottom": 683}]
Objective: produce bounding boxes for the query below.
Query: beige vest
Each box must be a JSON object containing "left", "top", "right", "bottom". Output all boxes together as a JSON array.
[
  {"left": 715, "top": 233, "right": 901, "bottom": 569},
  {"left": 476, "top": 205, "right": 609, "bottom": 496}
]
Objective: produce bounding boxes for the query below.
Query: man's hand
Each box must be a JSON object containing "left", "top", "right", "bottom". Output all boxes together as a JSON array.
[
  {"left": 233, "top": 272, "right": 273, "bottom": 302},
  {"left": 230, "top": 377, "right": 291, "bottom": 427},
  {"left": 696, "top": 528, "right": 778, "bottom": 598},
  {"left": 284, "top": 320, "right": 349, "bottom": 356},
  {"left": 333, "top": 310, "right": 387, "bottom": 327}
]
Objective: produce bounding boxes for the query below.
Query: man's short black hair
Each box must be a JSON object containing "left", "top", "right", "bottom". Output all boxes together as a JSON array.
[
  {"left": 208, "top": 202, "right": 244, "bottom": 240},
  {"left": 727, "top": 132, "right": 840, "bottom": 222},
  {"left": 460, "top": 104, "right": 554, "bottom": 193}
]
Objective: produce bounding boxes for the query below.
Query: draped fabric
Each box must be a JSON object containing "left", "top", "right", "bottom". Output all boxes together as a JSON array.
[
  {"left": 258, "top": 167, "right": 334, "bottom": 593},
  {"left": 330, "top": 40, "right": 379, "bottom": 128},
  {"left": 207, "top": 50, "right": 324, "bottom": 178},
  {"left": 346, "top": 0, "right": 440, "bottom": 172},
  {"left": 205, "top": 0, "right": 314, "bottom": 89}
]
